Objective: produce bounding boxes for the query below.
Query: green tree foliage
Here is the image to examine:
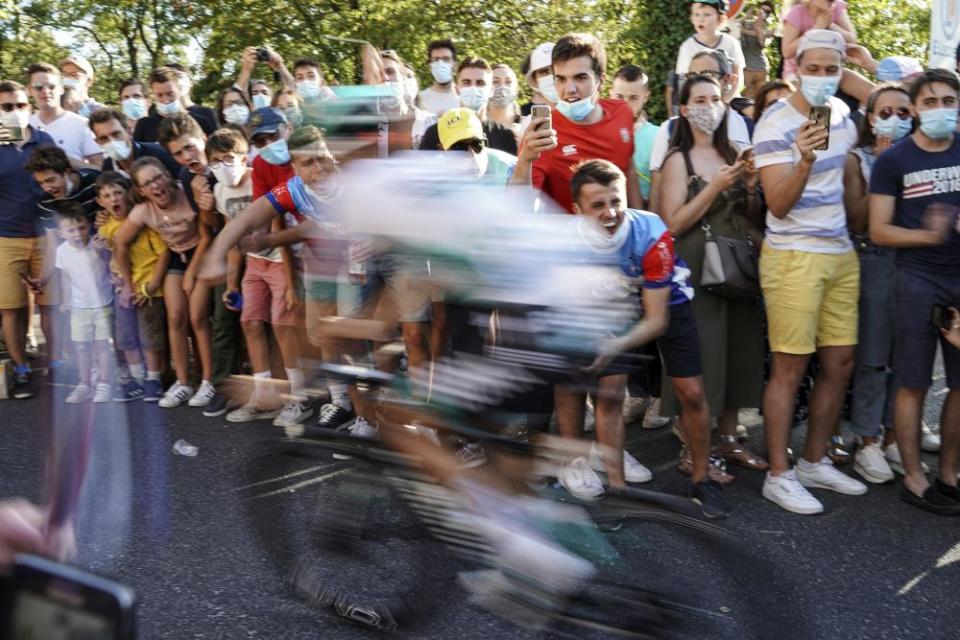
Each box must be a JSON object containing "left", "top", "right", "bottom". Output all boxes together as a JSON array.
[{"left": 6, "top": 0, "right": 933, "bottom": 118}]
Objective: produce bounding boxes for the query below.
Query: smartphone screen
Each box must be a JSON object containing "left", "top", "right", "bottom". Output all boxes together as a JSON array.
[
  {"left": 809, "top": 106, "right": 831, "bottom": 151},
  {"left": 11, "top": 591, "right": 117, "bottom": 639}
]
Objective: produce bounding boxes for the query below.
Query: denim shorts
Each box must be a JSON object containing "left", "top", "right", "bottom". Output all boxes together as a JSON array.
[{"left": 893, "top": 269, "right": 960, "bottom": 390}]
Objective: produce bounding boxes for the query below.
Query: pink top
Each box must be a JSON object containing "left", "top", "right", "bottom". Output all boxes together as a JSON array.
[
  {"left": 782, "top": 0, "right": 847, "bottom": 79},
  {"left": 128, "top": 187, "right": 199, "bottom": 254}
]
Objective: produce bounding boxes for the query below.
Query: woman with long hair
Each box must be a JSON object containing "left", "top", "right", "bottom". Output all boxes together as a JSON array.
[
  {"left": 216, "top": 87, "right": 253, "bottom": 138},
  {"left": 658, "top": 74, "right": 768, "bottom": 478}
]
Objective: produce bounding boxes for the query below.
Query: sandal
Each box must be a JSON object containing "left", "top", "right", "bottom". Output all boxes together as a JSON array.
[
  {"left": 828, "top": 435, "right": 852, "bottom": 465},
  {"left": 717, "top": 434, "right": 769, "bottom": 471},
  {"left": 677, "top": 445, "right": 735, "bottom": 486}
]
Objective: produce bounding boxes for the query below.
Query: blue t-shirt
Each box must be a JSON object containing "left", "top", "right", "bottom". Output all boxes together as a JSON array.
[
  {"left": 633, "top": 122, "right": 659, "bottom": 201},
  {"left": 0, "top": 127, "right": 55, "bottom": 238},
  {"left": 870, "top": 134, "right": 960, "bottom": 275}
]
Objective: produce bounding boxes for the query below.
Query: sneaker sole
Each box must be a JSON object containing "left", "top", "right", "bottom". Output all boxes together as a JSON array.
[
  {"left": 795, "top": 476, "right": 868, "bottom": 496},
  {"left": 273, "top": 409, "right": 316, "bottom": 428},
  {"left": 761, "top": 486, "right": 824, "bottom": 515},
  {"left": 203, "top": 407, "right": 230, "bottom": 417},
  {"left": 13, "top": 392, "right": 36, "bottom": 399},
  {"left": 853, "top": 461, "right": 894, "bottom": 485},
  {"left": 114, "top": 395, "right": 144, "bottom": 403},
  {"left": 143, "top": 397, "right": 160, "bottom": 403},
  {"left": 587, "top": 461, "right": 653, "bottom": 484}
]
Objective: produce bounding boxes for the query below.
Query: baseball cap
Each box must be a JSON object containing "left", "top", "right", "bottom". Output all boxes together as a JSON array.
[
  {"left": 249, "top": 107, "right": 288, "bottom": 137},
  {"left": 525, "top": 43, "right": 555, "bottom": 84},
  {"left": 438, "top": 108, "right": 484, "bottom": 151},
  {"left": 690, "top": 0, "right": 728, "bottom": 13},
  {"left": 59, "top": 55, "right": 94, "bottom": 79},
  {"left": 876, "top": 56, "right": 924, "bottom": 82},
  {"left": 796, "top": 29, "right": 846, "bottom": 57}
]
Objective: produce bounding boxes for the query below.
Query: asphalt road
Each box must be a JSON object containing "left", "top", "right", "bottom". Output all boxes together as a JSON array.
[{"left": 2, "top": 374, "right": 958, "bottom": 640}]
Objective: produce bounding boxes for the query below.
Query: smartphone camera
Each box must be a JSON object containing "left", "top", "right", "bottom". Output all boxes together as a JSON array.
[
  {"left": 255, "top": 47, "right": 270, "bottom": 63},
  {"left": 930, "top": 304, "right": 953, "bottom": 330}
]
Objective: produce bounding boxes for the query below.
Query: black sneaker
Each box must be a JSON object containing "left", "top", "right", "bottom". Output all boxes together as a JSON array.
[
  {"left": 114, "top": 380, "right": 145, "bottom": 402},
  {"left": 900, "top": 483, "right": 960, "bottom": 515},
  {"left": 314, "top": 403, "right": 355, "bottom": 430},
  {"left": 202, "top": 392, "right": 230, "bottom": 417},
  {"left": 12, "top": 371, "right": 35, "bottom": 399},
  {"left": 692, "top": 480, "right": 730, "bottom": 519},
  {"left": 933, "top": 479, "right": 960, "bottom": 503}
]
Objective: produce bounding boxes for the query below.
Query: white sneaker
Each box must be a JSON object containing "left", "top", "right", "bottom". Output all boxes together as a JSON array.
[
  {"left": 587, "top": 444, "right": 652, "bottom": 483},
  {"left": 921, "top": 421, "right": 941, "bottom": 453},
  {"left": 65, "top": 384, "right": 92, "bottom": 404},
  {"left": 92, "top": 383, "right": 111, "bottom": 403},
  {"left": 762, "top": 470, "right": 824, "bottom": 515},
  {"left": 331, "top": 417, "right": 379, "bottom": 460},
  {"left": 187, "top": 381, "right": 217, "bottom": 407},
  {"left": 795, "top": 457, "right": 868, "bottom": 496},
  {"left": 559, "top": 457, "right": 604, "bottom": 501},
  {"left": 622, "top": 391, "right": 649, "bottom": 423},
  {"left": 642, "top": 398, "right": 672, "bottom": 430},
  {"left": 159, "top": 382, "right": 194, "bottom": 408},
  {"left": 272, "top": 401, "right": 314, "bottom": 428},
  {"left": 227, "top": 403, "right": 281, "bottom": 423},
  {"left": 853, "top": 442, "right": 894, "bottom": 484},
  {"left": 884, "top": 442, "right": 930, "bottom": 475}
]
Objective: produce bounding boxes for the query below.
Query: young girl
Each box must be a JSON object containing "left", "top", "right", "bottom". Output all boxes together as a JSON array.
[
  {"left": 114, "top": 157, "right": 214, "bottom": 408},
  {"left": 658, "top": 74, "right": 768, "bottom": 478}
]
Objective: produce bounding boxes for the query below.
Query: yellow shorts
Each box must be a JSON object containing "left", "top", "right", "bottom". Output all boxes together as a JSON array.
[
  {"left": 0, "top": 235, "right": 58, "bottom": 309},
  {"left": 71, "top": 305, "right": 113, "bottom": 343},
  {"left": 760, "top": 243, "right": 859, "bottom": 354}
]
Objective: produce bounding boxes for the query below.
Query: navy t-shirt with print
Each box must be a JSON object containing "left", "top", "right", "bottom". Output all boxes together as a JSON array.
[{"left": 870, "top": 133, "right": 960, "bottom": 275}]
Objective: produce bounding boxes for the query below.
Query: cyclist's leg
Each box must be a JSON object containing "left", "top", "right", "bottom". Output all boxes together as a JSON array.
[{"left": 594, "top": 373, "right": 628, "bottom": 488}]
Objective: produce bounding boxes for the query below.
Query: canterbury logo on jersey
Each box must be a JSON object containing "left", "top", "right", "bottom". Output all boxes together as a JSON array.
[{"left": 562, "top": 144, "right": 578, "bottom": 156}]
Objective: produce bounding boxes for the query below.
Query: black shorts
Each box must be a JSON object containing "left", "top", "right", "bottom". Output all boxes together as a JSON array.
[
  {"left": 894, "top": 269, "right": 960, "bottom": 390},
  {"left": 656, "top": 301, "right": 703, "bottom": 379},
  {"left": 166, "top": 247, "right": 197, "bottom": 275}
]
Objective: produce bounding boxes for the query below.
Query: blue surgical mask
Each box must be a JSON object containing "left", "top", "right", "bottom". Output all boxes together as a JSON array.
[
  {"left": 251, "top": 93, "right": 271, "bottom": 110},
  {"left": 156, "top": 100, "right": 181, "bottom": 117},
  {"left": 430, "top": 60, "right": 454, "bottom": 85},
  {"left": 556, "top": 95, "right": 596, "bottom": 122},
  {"left": 77, "top": 102, "right": 92, "bottom": 118},
  {"left": 285, "top": 107, "right": 303, "bottom": 128},
  {"left": 537, "top": 74, "right": 559, "bottom": 104},
  {"left": 260, "top": 138, "right": 290, "bottom": 165},
  {"left": 459, "top": 86, "right": 489, "bottom": 111},
  {"left": 800, "top": 74, "right": 840, "bottom": 107},
  {"left": 223, "top": 104, "right": 250, "bottom": 126},
  {"left": 872, "top": 114, "right": 913, "bottom": 142},
  {"left": 121, "top": 98, "right": 147, "bottom": 120},
  {"left": 918, "top": 108, "right": 959, "bottom": 141}
]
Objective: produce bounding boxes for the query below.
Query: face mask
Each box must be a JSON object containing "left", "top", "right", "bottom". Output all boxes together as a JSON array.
[
  {"left": 296, "top": 80, "right": 321, "bottom": 100},
  {"left": 156, "top": 100, "right": 181, "bottom": 117},
  {"left": 101, "top": 140, "right": 132, "bottom": 162},
  {"left": 211, "top": 161, "right": 245, "bottom": 188},
  {"left": 430, "top": 60, "right": 454, "bottom": 85},
  {"left": 381, "top": 82, "right": 405, "bottom": 112},
  {"left": 285, "top": 107, "right": 303, "bottom": 128},
  {"left": 305, "top": 174, "right": 341, "bottom": 202},
  {"left": 251, "top": 93, "right": 271, "bottom": 110},
  {"left": 121, "top": 98, "right": 147, "bottom": 120},
  {"left": 223, "top": 104, "right": 250, "bottom": 126},
  {"left": 537, "top": 74, "right": 559, "bottom": 104},
  {"left": 77, "top": 102, "right": 92, "bottom": 118},
  {"left": 556, "top": 95, "right": 596, "bottom": 122},
  {"left": 0, "top": 109, "right": 29, "bottom": 130},
  {"left": 260, "top": 138, "right": 290, "bottom": 165},
  {"left": 62, "top": 77, "right": 80, "bottom": 90},
  {"left": 686, "top": 103, "right": 726, "bottom": 135},
  {"left": 404, "top": 77, "right": 419, "bottom": 104},
  {"left": 459, "top": 86, "right": 489, "bottom": 111},
  {"left": 490, "top": 85, "right": 516, "bottom": 109},
  {"left": 918, "top": 108, "right": 959, "bottom": 141},
  {"left": 799, "top": 74, "right": 840, "bottom": 107},
  {"left": 872, "top": 115, "right": 913, "bottom": 142}
]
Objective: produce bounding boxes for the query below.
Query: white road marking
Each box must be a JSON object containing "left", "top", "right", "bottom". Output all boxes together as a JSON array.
[
  {"left": 897, "top": 540, "right": 960, "bottom": 596},
  {"left": 232, "top": 463, "right": 339, "bottom": 492},
  {"left": 247, "top": 468, "right": 352, "bottom": 500}
]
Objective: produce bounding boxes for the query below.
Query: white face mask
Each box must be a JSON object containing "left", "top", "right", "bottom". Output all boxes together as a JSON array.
[
  {"left": 304, "top": 173, "right": 341, "bottom": 202},
  {"left": 0, "top": 109, "right": 30, "bottom": 130},
  {"left": 685, "top": 103, "right": 726, "bottom": 135},
  {"left": 223, "top": 104, "right": 250, "bottom": 126},
  {"left": 156, "top": 100, "right": 181, "bottom": 117},
  {"left": 404, "top": 77, "right": 419, "bottom": 104},
  {"left": 210, "top": 160, "right": 245, "bottom": 188},
  {"left": 537, "top": 74, "right": 559, "bottom": 104},
  {"left": 430, "top": 60, "right": 454, "bottom": 84},
  {"left": 61, "top": 77, "right": 80, "bottom": 89},
  {"left": 251, "top": 93, "right": 271, "bottom": 110},
  {"left": 459, "top": 86, "right": 490, "bottom": 111},
  {"left": 296, "top": 80, "right": 321, "bottom": 100},
  {"left": 101, "top": 140, "right": 132, "bottom": 162}
]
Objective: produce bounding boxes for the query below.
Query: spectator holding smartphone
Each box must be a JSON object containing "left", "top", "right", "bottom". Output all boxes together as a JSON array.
[
  {"left": 869, "top": 68, "right": 960, "bottom": 515},
  {"left": 753, "top": 30, "right": 865, "bottom": 514}
]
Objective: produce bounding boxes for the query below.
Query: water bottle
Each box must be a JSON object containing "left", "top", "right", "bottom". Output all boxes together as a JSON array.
[{"left": 173, "top": 439, "right": 199, "bottom": 457}]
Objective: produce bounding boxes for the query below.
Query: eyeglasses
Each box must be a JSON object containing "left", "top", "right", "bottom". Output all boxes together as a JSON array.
[
  {"left": 0, "top": 102, "right": 29, "bottom": 112},
  {"left": 450, "top": 139, "right": 485, "bottom": 154},
  {"left": 137, "top": 174, "right": 167, "bottom": 190},
  {"left": 877, "top": 107, "right": 912, "bottom": 120},
  {"left": 31, "top": 83, "right": 58, "bottom": 92},
  {"left": 685, "top": 71, "right": 723, "bottom": 81}
]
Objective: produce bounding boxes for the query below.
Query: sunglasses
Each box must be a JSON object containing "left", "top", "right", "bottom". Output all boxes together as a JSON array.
[
  {"left": 450, "top": 139, "right": 485, "bottom": 154},
  {"left": 876, "top": 107, "right": 912, "bottom": 120},
  {"left": 0, "top": 102, "right": 29, "bottom": 112},
  {"left": 31, "top": 83, "right": 58, "bottom": 92}
]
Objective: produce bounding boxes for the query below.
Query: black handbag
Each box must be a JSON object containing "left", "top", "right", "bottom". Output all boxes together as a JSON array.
[{"left": 699, "top": 215, "right": 760, "bottom": 301}]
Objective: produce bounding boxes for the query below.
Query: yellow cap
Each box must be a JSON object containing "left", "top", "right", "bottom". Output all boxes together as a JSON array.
[{"left": 438, "top": 108, "right": 484, "bottom": 150}]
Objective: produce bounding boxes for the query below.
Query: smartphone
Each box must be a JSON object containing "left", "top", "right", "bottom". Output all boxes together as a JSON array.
[
  {"left": 531, "top": 104, "right": 551, "bottom": 131},
  {"left": 1, "top": 555, "right": 136, "bottom": 639},
  {"left": 930, "top": 304, "right": 953, "bottom": 330},
  {"left": 809, "top": 105, "right": 831, "bottom": 151},
  {"left": 736, "top": 145, "right": 755, "bottom": 164}
]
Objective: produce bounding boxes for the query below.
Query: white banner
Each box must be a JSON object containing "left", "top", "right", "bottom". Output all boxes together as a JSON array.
[{"left": 931, "top": 0, "right": 960, "bottom": 69}]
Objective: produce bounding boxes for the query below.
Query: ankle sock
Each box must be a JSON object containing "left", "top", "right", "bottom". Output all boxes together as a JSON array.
[
  {"left": 146, "top": 370, "right": 162, "bottom": 382},
  {"left": 128, "top": 363, "right": 145, "bottom": 383}
]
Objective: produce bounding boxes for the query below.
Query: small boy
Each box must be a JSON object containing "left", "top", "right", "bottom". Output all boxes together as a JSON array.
[
  {"left": 611, "top": 65, "right": 659, "bottom": 207},
  {"left": 206, "top": 128, "right": 310, "bottom": 427},
  {"left": 667, "top": 0, "right": 746, "bottom": 111},
  {"left": 54, "top": 203, "right": 115, "bottom": 403},
  {"left": 94, "top": 171, "right": 170, "bottom": 402}
]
